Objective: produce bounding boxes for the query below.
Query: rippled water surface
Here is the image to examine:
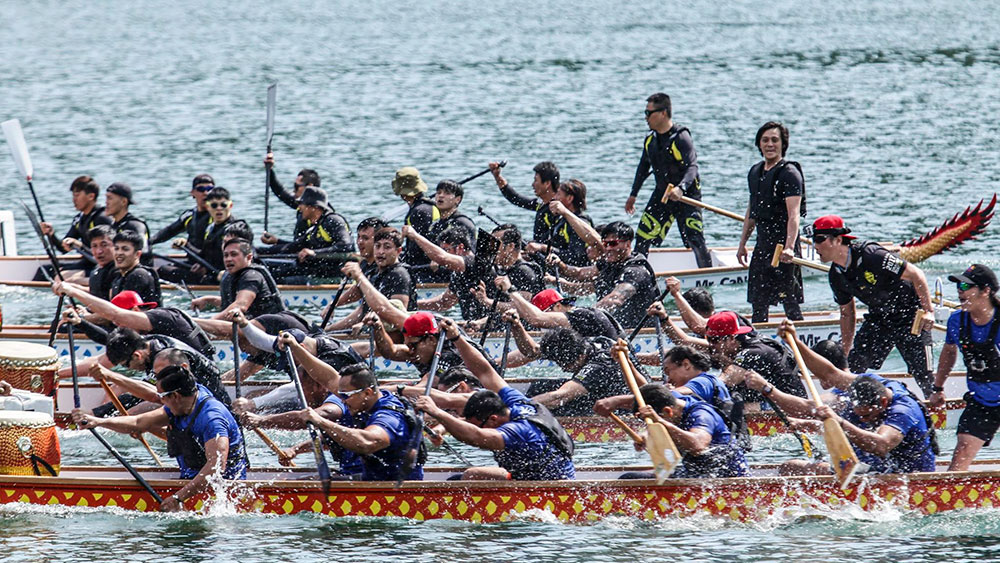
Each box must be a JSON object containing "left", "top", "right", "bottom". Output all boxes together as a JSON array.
[{"left": 2, "top": 0, "right": 1000, "bottom": 560}]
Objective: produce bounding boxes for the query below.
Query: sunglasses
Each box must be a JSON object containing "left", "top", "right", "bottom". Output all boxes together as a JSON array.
[
  {"left": 193, "top": 185, "right": 214, "bottom": 192},
  {"left": 444, "top": 382, "right": 463, "bottom": 393},
  {"left": 156, "top": 389, "right": 176, "bottom": 399},
  {"left": 602, "top": 239, "right": 624, "bottom": 247},
  {"left": 338, "top": 386, "right": 372, "bottom": 400},
  {"left": 812, "top": 234, "right": 830, "bottom": 244},
  {"left": 208, "top": 201, "right": 231, "bottom": 209},
  {"left": 957, "top": 282, "right": 977, "bottom": 292},
  {"left": 644, "top": 108, "right": 667, "bottom": 118}
]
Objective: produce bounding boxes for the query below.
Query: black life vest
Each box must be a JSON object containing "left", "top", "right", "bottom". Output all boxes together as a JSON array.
[
  {"left": 706, "top": 383, "right": 751, "bottom": 452},
  {"left": 751, "top": 337, "right": 807, "bottom": 398},
  {"left": 387, "top": 392, "right": 428, "bottom": 466},
  {"left": 959, "top": 311, "right": 1000, "bottom": 384},
  {"left": 644, "top": 126, "right": 697, "bottom": 191},
  {"left": 222, "top": 263, "right": 285, "bottom": 318},
  {"left": 314, "top": 335, "right": 365, "bottom": 371},
  {"left": 509, "top": 398, "right": 575, "bottom": 458},
  {"left": 747, "top": 160, "right": 806, "bottom": 222}
]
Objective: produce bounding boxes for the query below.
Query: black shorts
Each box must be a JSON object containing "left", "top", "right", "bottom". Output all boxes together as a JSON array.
[{"left": 956, "top": 393, "right": 1000, "bottom": 445}]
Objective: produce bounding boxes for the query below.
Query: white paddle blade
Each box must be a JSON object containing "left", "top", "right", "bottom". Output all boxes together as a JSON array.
[
  {"left": 265, "top": 83, "right": 277, "bottom": 145},
  {"left": 2, "top": 119, "right": 33, "bottom": 179},
  {"left": 381, "top": 201, "right": 411, "bottom": 222}
]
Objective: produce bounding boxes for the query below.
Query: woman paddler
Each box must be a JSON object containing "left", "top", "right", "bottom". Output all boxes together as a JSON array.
[{"left": 929, "top": 264, "right": 1000, "bottom": 471}]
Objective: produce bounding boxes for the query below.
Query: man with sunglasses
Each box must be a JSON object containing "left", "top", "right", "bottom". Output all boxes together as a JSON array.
[
  {"left": 150, "top": 173, "right": 215, "bottom": 249},
  {"left": 71, "top": 364, "right": 248, "bottom": 512},
  {"left": 547, "top": 222, "right": 658, "bottom": 328},
  {"left": 737, "top": 122, "right": 806, "bottom": 323},
  {"left": 810, "top": 215, "right": 936, "bottom": 396},
  {"left": 930, "top": 264, "right": 1000, "bottom": 470},
  {"left": 625, "top": 92, "right": 711, "bottom": 267},
  {"left": 160, "top": 187, "right": 248, "bottom": 284},
  {"left": 744, "top": 321, "right": 935, "bottom": 476}
]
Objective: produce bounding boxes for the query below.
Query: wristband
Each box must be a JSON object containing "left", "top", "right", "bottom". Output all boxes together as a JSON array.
[
  {"left": 931, "top": 385, "right": 944, "bottom": 393},
  {"left": 447, "top": 334, "right": 461, "bottom": 342},
  {"left": 761, "top": 384, "right": 774, "bottom": 396}
]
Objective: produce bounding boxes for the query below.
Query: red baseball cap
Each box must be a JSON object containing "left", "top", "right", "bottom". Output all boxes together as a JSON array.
[
  {"left": 110, "top": 291, "right": 157, "bottom": 310},
  {"left": 705, "top": 311, "right": 754, "bottom": 337},
  {"left": 531, "top": 289, "right": 574, "bottom": 311},
  {"left": 811, "top": 215, "right": 856, "bottom": 240},
  {"left": 402, "top": 311, "right": 439, "bottom": 337}
]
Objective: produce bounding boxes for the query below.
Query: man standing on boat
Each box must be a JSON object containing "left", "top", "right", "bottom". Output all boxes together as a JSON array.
[
  {"left": 625, "top": 93, "right": 711, "bottom": 267},
  {"left": 393, "top": 167, "right": 439, "bottom": 282},
  {"left": 930, "top": 264, "right": 1000, "bottom": 470},
  {"left": 547, "top": 222, "right": 658, "bottom": 329},
  {"left": 810, "top": 215, "right": 936, "bottom": 396},
  {"left": 71, "top": 364, "right": 248, "bottom": 512},
  {"left": 414, "top": 317, "right": 576, "bottom": 481},
  {"left": 737, "top": 122, "right": 805, "bottom": 323}
]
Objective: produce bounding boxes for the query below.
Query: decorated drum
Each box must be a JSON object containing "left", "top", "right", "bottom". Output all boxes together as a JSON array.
[
  {"left": 0, "top": 410, "right": 60, "bottom": 476},
  {"left": 0, "top": 341, "right": 60, "bottom": 397}
]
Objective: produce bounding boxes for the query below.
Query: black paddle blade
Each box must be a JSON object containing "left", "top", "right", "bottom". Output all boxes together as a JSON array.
[{"left": 19, "top": 200, "right": 45, "bottom": 241}]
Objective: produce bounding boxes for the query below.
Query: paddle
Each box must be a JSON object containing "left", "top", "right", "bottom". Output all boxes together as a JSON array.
[
  {"left": 458, "top": 160, "right": 506, "bottom": 185},
  {"left": 2, "top": 119, "right": 46, "bottom": 223},
  {"left": 367, "top": 326, "right": 376, "bottom": 371},
  {"left": 176, "top": 244, "right": 220, "bottom": 276},
  {"left": 68, "top": 322, "right": 164, "bottom": 505},
  {"left": 498, "top": 321, "right": 512, "bottom": 378},
  {"left": 264, "top": 82, "right": 277, "bottom": 233},
  {"left": 284, "top": 345, "right": 331, "bottom": 494},
  {"left": 657, "top": 184, "right": 744, "bottom": 223},
  {"left": 476, "top": 206, "right": 502, "bottom": 228},
  {"left": 607, "top": 412, "right": 644, "bottom": 444},
  {"left": 760, "top": 394, "right": 819, "bottom": 460},
  {"left": 477, "top": 266, "right": 507, "bottom": 348},
  {"left": 782, "top": 333, "right": 860, "bottom": 488},
  {"left": 177, "top": 280, "right": 200, "bottom": 318},
  {"left": 151, "top": 252, "right": 196, "bottom": 270},
  {"left": 47, "top": 295, "right": 64, "bottom": 348},
  {"left": 98, "top": 379, "right": 164, "bottom": 467},
  {"left": 652, "top": 316, "right": 667, "bottom": 369},
  {"left": 770, "top": 243, "right": 830, "bottom": 272},
  {"left": 319, "top": 281, "right": 352, "bottom": 331},
  {"left": 423, "top": 422, "right": 473, "bottom": 467},
  {"left": 627, "top": 284, "right": 672, "bottom": 343},
  {"left": 614, "top": 343, "right": 680, "bottom": 483},
  {"left": 233, "top": 321, "right": 293, "bottom": 466},
  {"left": 398, "top": 319, "right": 445, "bottom": 486}
]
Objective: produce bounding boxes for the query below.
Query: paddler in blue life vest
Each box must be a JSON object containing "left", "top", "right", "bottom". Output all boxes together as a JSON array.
[
  {"left": 71, "top": 364, "right": 248, "bottom": 512},
  {"left": 744, "top": 321, "right": 937, "bottom": 475},
  {"left": 625, "top": 92, "right": 711, "bottom": 267},
  {"left": 412, "top": 317, "right": 575, "bottom": 481},
  {"left": 929, "top": 264, "right": 1000, "bottom": 471}
]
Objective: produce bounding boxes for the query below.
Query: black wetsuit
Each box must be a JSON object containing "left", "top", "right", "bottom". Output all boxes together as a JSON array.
[
  {"left": 829, "top": 240, "right": 933, "bottom": 394},
  {"left": 423, "top": 212, "right": 478, "bottom": 282},
  {"left": 108, "top": 264, "right": 162, "bottom": 306},
  {"left": 497, "top": 183, "right": 559, "bottom": 245},
  {"left": 565, "top": 307, "right": 624, "bottom": 340},
  {"left": 529, "top": 338, "right": 630, "bottom": 417},
  {"left": 402, "top": 196, "right": 439, "bottom": 282},
  {"left": 150, "top": 207, "right": 211, "bottom": 246},
  {"left": 746, "top": 160, "right": 805, "bottom": 322},
  {"left": 88, "top": 263, "right": 116, "bottom": 299},
  {"left": 593, "top": 253, "right": 658, "bottom": 329},
  {"left": 267, "top": 168, "right": 310, "bottom": 242},
  {"left": 219, "top": 264, "right": 286, "bottom": 318},
  {"left": 33, "top": 206, "right": 114, "bottom": 280},
  {"left": 258, "top": 211, "right": 353, "bottom": 281},
  {"left": 630, "top": 124, "right": 711, "bottom": 266},
  {"left": 547, "top": 214, "right": 593, "bottom": 267}
]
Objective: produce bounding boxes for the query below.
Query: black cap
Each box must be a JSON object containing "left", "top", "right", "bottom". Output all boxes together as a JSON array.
[
  {"left": 296, "top": 186, "right": 331, "bottom": 210},
  {"left": 948, "top": 264, "right": 999, "bottom": 293},
  {"left": 106, "top": 182, "right": 134, "bottom": 204},
  {"left": 192, "top": 174, "right": 215, "bottom": 189}
]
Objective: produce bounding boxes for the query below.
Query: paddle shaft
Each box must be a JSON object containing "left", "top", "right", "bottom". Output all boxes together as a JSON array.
[
  {"left": 771, "top": 244, "right": 830, "bottom": 272},
  {"left": 99, "top": 379, "right": 164, "bottom": 467},
  {"left": 760, "top": 394, "right": 818, "bottom": 459},
  {"left": 47, "top": 295, "right": 64, "bottom": 347},
  {"left": 653, "top": 316, "right": 667, "bottom": 368},
  {"left": 476, "top": 207, "right": 502, "bottom": 228},
  {"left": 608, "top": 412, "right": 644, "bottom": 444},
  {"left": 320, "top": 282, "right": 352, "bottom": 331},
  {"left": 458, "top": 160, "right": 506, "bottom": 185},
  {"left": 399, "top": 323, "right": 445, "bottom": 485},
  {"left": 285, "top": 347, "right": 332, "bottom": 491},
  {"left": 498, "top": 322, "right": 512, "bottom": 378},
  {"left": 368, "top": 326, "right": 376, "bottom": 370},
  {"left": 264, "top": 83, "right": 276, "bottom": 233},
  {"left": 69, "top": 323, "right": 164, "bottom": 504},
  {"left": 178, "top": 244, "right": 220, "bottom": 275},
  {"left": 675, "top": 193, "right": 745, "bottom": 222},
  {"left": 627, "top": 285, "right": 672, "bottom": 343},
  {"left": 231, "top": 322, "right": 242, "bottom": 399}
]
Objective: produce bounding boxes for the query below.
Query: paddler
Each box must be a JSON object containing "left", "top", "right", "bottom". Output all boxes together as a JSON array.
[
  {"left": 809, "top": 215, "right": 936, "bottom": 396},
  {"left": 929, "top": 264, "right": 1000, "bottom": 470},
  {"left": 150, "top": 173, "right": 214, "bottom": 282},
  {"left": 542, "top": 179, "right": 597, "bottom": 267},
  {"left": 746, "top": 321, "right": 936, "bottom": 475},
  {"left": 261, "top": 152, "right": 320, "bottom": 248},
  {"left": 625, "top": 92, "right": 711, "bottom": 266},
  {"left": 71, "top": 364, "right": 248, "bottom": 512},
  {"left": 85, "top": 225, "right": 117, "bottom": 299},
  {"left": 489, "top": 160, "right": 561, "bottom": 253},
  {"left": 36, "top": 175, "right": 113, "bottom": 280},
  {"left": 256, "top": 186, "right": 354, "bottom": 283},
  {"left": 160, "top": 186, "right": 248, "bottom": 284},
  {"left": 422, "top": 180, "right": 477, "bottom": 282},
  {"left": 737, "top": 121, "right": 806, "bottom": 323},
  {"left": 190, "top": 238, "right": 285, "bottom": 319},
  {"left": 108, "top": 230, "right": 162, "bottom": 306},
  {"left": 406, "top": 225, "right": 491, "bottom": 321},
  {"left": 392, "top": 167, "right": 439, "bottom": 282},
  {"left": 104, "top": 182, "right": 152, "bottom": 265},
  {"left": 546, "top": 222, "right": 659, "bottom": 328},
  {"left": 413, "top": 317, "right": 576, "bottom": 481}
]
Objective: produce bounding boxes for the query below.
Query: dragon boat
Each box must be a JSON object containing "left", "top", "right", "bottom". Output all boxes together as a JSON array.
[{"left": 2, "top": 461, "right": 999, "bottom": 523}]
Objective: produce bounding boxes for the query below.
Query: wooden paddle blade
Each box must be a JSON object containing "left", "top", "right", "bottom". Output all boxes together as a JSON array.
[
  {"left": 771, "top": 244, "right": 784, "bottom": 268},
  {"left": 646, "top": 421, "right": 681, "bottom": 484},
  {"left": 822, "top": 417, "right": 861, "bottom": 488}
]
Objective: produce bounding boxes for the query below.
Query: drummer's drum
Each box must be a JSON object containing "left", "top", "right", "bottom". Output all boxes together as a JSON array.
[
  {"left": 0, "top": 341, "right": 60, "bottom": 399},
  {"left": 0, "top": 411, "right": 60, "bottom": 476}
]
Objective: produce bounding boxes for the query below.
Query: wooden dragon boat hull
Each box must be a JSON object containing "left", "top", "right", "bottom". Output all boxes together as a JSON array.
[{"left": 3, "top": 463, "right": 1000, "bottom": 522}]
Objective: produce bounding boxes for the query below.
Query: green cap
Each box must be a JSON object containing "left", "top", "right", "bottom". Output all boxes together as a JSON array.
[{"left": 391, "top": 167, "right": 428, "bottom": 197}]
